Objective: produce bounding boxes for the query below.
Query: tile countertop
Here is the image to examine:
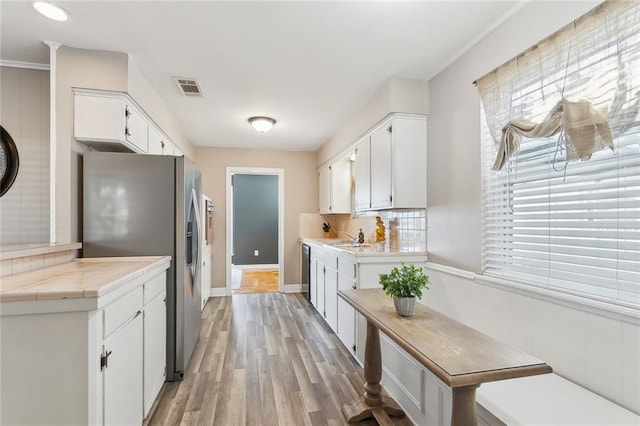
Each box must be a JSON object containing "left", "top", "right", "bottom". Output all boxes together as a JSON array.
[
  {"left": 301, "top": 238, "right": 428, "bottom": 259},
  {"left": 0, "top": 256, "right": 171, "bottom": 302}
]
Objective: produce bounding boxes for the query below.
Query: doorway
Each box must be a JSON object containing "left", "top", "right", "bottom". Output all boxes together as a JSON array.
[{"left": 226, "top": 167, "right": 284, "bottom": 294}]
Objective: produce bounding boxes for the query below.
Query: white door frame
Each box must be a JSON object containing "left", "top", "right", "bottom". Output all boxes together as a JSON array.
[{"left": 226, "top": 167, "right": 284, "bottom": 294}]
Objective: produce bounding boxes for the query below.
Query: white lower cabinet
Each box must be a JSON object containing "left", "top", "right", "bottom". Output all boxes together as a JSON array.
[
  {"left": 324, "top": 263, "right": 338, "bottom": 331},
  {"left": 0, "top": 266, "right": 168, "bottom": 426},
  {"left": 310, "top": 256, "right": 318, "bottom": 308},
  {"left": 316, "top": 258, "right": 326, "bottom": 317},
  {"left": 337, "top": 256, "right": 357, "bottom": 355},
  {"left": 310, "top": 244, "right": 338, "bottom": 332},
  {"left": 143, "top": 274, "right": 167, "bottom": 417},
  {"left": 305, "top": 240, "right": 428, "bottom": 368},
  {"left": 104, "top": 312, "right": 144, "bottom": 426}
]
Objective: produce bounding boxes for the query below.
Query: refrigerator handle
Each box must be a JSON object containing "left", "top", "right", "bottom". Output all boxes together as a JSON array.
[{"left": 186, "top": 222, "right": 193, "bottom": 266}]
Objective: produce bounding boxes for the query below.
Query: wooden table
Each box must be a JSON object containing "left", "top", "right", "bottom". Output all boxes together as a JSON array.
[{"left": 338, "top": 289, "right": 552, "bottom": 426}]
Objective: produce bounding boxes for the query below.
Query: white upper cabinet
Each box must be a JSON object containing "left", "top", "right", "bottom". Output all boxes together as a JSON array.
[
  {"left": 74, "top": 88, "right": 183, "bottom": 157},
  {"left": 318, "top": 156, "right": 352, "bottom": 214},
  {"left": 370, "top": 123, "right": 393, "bottom": 209},
  {"left": 319, "top": 165, "right": 331, "bottom": 214},
  {"left": 354, "top": 115, "right": 426, "bottom": 211},
  {"left": 74, "top": 89, "right": 148, "bottom": 153},
  {"left": 147, "top": 126, "right": 166, "bottom": 155},
  {"left": 354, "top": 136, "right": 371, "bottom": 211},
  {"left": 124, "top": 102, "right": 149, "bottom": 153}
]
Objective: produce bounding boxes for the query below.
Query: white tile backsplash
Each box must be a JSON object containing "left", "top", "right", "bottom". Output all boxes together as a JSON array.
[{"left": 355, "top": 209, "right": 427, "bottom": 249}]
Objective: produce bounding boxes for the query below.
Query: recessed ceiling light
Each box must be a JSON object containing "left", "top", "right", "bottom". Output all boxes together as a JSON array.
[
  {"left": 248, "top": 116, "right": 276, "bottom": 133},
  {"left": 33, "top": 2, "right": 70, "bottom": 22}
]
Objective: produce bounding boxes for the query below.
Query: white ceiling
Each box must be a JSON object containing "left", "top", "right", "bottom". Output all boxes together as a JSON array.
[{"left": 0, "top": 1, "right": 523, "bottom": 151}]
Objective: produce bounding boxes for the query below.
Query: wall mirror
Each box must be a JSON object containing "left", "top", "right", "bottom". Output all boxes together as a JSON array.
[{"left": 0, "top": 125, "right": 20, "bottom": 197}]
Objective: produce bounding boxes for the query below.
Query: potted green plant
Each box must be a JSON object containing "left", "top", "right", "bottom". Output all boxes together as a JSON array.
[{"left": 379, "top": 263, "right": 430, "bottom": 317}]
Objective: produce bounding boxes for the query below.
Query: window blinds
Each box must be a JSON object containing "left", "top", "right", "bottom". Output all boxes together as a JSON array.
[{"left": 478, "top": 1, "right": 640, "bottom": 308}]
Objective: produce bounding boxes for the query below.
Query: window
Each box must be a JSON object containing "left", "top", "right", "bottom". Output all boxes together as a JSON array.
[{"left": 478, "top": 1, "right": 640, "bottom": 308}]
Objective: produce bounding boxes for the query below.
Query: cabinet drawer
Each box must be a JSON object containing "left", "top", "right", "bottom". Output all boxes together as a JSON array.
[
  {"left": 104, "top": 286, "right": 143, "bottom": 338},
  {"left": 338, "top": 257, "right": 356, "bottom": 279},
  {"left": 317, "top": 251, "right": 338, "bottom": 268},
  {"left": 144, "top": 272, "right": 166, "bottom": 304}
]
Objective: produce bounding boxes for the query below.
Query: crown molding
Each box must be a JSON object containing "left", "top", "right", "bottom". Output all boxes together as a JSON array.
[{"left": 0, "top": 60, "right": 49, "bottom": 70}]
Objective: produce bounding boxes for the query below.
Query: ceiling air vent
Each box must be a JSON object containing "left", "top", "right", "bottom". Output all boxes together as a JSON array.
[{"left": 173, "top": 77, "right": 203, "bottom": 97}]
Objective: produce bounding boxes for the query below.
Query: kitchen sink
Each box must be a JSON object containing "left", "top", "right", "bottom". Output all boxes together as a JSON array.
[{"left": 331, "top": 242, "right": 370, "bottom": 248}]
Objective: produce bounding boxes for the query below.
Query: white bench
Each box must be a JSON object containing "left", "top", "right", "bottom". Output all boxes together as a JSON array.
[{"left": 476, "top": 373, "right": 640, "bottom": 425}]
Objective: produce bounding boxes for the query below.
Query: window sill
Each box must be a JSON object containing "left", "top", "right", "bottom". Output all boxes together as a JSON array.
[
  {"left": 475, "top": 273, "right": 639, "bottom": 323},
  {"left": 424, "top": 262, "right": 639, "bottom": 323}
]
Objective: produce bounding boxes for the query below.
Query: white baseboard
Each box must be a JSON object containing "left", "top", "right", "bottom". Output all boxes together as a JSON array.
[
  {"left": 209, "top": 287, "right": 230, "bottom": 297},
  {"left": 284, "top": 284, "right": 302, "bottom": 293},
  {"left": 233, "top": 264, "right": 279, "bottom": 270}
]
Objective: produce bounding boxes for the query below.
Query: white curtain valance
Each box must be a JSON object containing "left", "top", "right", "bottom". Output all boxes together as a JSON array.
[{"left": 477, "top": 0, "right": 640, "bottom": 171}]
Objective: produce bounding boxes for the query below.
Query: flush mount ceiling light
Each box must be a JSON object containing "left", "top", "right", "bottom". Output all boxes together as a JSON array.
[
  {"left": 248, "top": 116, "right": 276, "bottom": 133},
  {"left": 33, "top": 2, "right": 70, "bottom": 22}
]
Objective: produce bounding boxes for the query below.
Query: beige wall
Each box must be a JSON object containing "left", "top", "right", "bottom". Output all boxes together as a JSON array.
[
  {"left": 56, "top": 47, "right": 129, "bottom": 243},
  {"left": 317, "top": 77, "right": 429, "bottom": 166},
  {"left": 54, "top": 47, "right": 196, "bottom": 244},
  {"left": 194, "top": 147, "right": 318, "bottom": 288},
  {"left": 127, "top": 58, "right": 195, "bottom": 160},
  {"left": 0, "top": 66, "right": 50, "bottom": 245}
]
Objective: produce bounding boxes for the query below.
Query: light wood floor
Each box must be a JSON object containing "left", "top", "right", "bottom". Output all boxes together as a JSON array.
[
  {"left": 234, "top": 269, "right": 279, "bottom": 294},
  {"left": 146, "top": 293, "right": 412, "bottom": 425}
]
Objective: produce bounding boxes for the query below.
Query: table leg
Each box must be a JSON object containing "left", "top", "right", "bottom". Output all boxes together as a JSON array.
[
  {"left": 342, "top": 320, "right": 405, "bottom": 424},
  {"left": 451, "top": 384, "right": 480, "bottom": 426}
]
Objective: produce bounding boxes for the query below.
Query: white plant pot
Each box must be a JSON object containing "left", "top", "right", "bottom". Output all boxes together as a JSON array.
[{"left": 393, "top": 296, "right": 416, "bottom": 317}]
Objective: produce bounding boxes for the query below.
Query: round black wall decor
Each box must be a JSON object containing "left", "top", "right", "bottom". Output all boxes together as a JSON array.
[{"left": 0, "top": 125, "right": 20, "bottom": 197}]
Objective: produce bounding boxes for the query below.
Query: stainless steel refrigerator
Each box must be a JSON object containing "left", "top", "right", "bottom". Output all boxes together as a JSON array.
[{"left": 83, "top": 151, "right": 202, "bottom": 381}]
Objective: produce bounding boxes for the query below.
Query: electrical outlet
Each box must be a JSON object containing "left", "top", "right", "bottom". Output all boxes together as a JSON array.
[{"left": 254, "top": 250, "right": 259, "bottom": 256}]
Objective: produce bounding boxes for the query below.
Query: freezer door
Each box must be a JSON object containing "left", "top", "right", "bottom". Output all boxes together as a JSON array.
[{"left": 173, "top": 157, "right": 202, "bottom": 379}]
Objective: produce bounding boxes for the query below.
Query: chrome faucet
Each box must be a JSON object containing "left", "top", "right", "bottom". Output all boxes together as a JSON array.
[{"left": 339, "top": 231, "right": 356, "bottom": 243}]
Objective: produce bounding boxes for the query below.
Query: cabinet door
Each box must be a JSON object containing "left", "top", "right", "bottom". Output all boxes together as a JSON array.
[
  {"left": 330, "top": 157, "right": 352, "bottom": 214},
  {"left": 74, "top": 94, "right": 125, "bottom": 143},
  {"left": 391, "top": 117, "right": 427, "bottom": 209},
  {"left": 354, "top": 137, "right": 371, "bottom": 211},
  {"left": 337, "top": 272, "right": 356, "bottom": 354},
  {"left": 316, "top": 262, "right": 326, "bottom": 317},
  {"left": 370, "top": 123, "right": 392, "bottom": 209},
  {"left": 125, "top": 103, "right": 148, "bottom": 153},
  {"left": 147, "top": 126, "right": 165, "bottom": 155},
  {"left": 324, "top": 264, "right": 338, "bottom": 332},
  {"left": 310, "top": 257, "right": 318, "bottom": 308},
  {"left": 103, "top": 313, "right": 143, "bottom": 426},
  {"left": 143, "top": 294, "right": 166, "bottom": 417},
  {"left": 318, "top": 165, "right": 331, "bottom": 214}
]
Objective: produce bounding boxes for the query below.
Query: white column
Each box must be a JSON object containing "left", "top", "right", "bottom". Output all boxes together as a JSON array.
[{"left": 44, "top": 41, "right": 61, "bottom": 244}]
